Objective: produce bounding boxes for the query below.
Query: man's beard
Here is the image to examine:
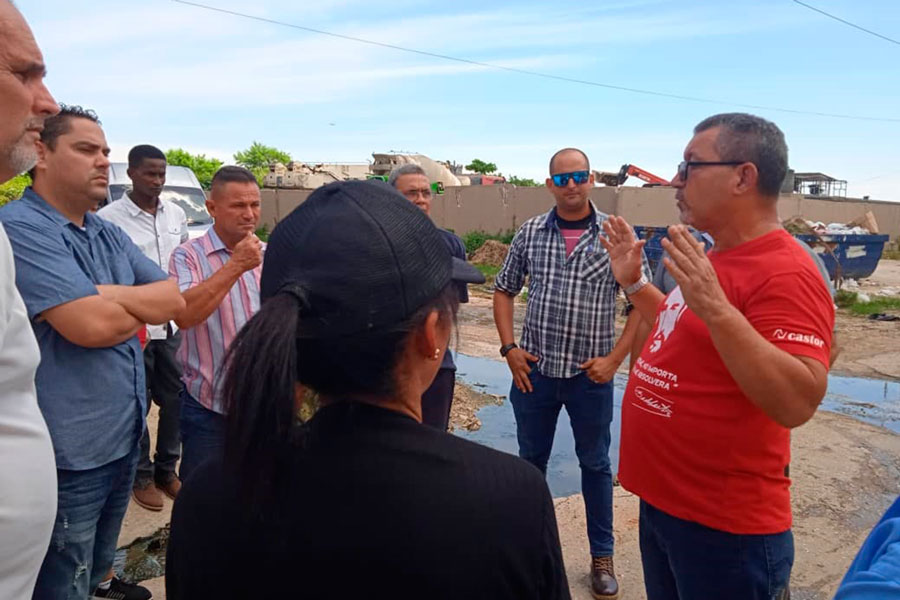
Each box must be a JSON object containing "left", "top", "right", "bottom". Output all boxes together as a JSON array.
[{"left": 1, "top": 131, "right": 39, "bottom": 176}]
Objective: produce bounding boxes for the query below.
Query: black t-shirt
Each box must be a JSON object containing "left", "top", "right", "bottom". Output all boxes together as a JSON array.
[{"left": 166, "top": 402, "right": 570, "bottom": 600}]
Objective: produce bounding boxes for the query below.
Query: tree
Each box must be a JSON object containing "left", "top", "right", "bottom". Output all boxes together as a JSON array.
[
  {"left": 165, "top": 149, "right": 223, "bottom": 190},
  {"left": 0, "top": 174, "right": 31, "bottom": 207},
  {"left": 508, "top": 175, "right": 541, "bottom": 187},
  {"left": 234, "top": 141, "right": 291, "bottom": 186},
  {"left": 466, "top": 158, "right": 497, "bottom": 175}
]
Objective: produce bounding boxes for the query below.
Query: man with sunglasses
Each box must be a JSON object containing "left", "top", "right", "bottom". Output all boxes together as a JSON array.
[
  {"left": 494, "top": 147, "right": 648, "bottom": 600},
  {"left": 601, "top": 113, "right": 834, "bottom": 599}
]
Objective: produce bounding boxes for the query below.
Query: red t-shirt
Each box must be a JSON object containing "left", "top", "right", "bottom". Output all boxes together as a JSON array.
[{"left": 618, "top": 229, "right": 834, "bottom": 534}]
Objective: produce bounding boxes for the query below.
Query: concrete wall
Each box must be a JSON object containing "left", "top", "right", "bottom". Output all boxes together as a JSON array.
[{"left": 259, "top": 186, "right": 900, "bottom": 240}]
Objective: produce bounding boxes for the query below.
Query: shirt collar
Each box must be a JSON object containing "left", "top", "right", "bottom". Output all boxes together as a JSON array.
[
  {"left": 21, "top": 187, "right": 71, "bottom": 228},
  {"left": 121, "top": 191, "right": 165, "bottom": 217},
  {"left": 22, "top": 187, "right": 105, "bottom": 238},
  {"left": 203, "top": 225, "right": 229, "bottom": 256},
  {"left": 540, "top": 202, "right": 600, "bottom": 230}
]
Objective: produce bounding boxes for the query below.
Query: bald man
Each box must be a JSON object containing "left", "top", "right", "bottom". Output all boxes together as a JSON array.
[{"left": 0, "top": 2, "right": 59, "bottom": 598}]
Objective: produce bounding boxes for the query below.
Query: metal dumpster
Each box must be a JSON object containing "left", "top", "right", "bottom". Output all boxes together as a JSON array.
[
  {"left": 792, "top": 233, "right": 890, "bottom": 280},
  {"left": 632, "top": 226, "right": 713, "bottom": 275}
]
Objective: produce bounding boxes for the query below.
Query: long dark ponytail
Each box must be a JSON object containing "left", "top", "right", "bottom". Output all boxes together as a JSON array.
[{"left": 220, "top": 283, "right": 460, "bottom": 512}]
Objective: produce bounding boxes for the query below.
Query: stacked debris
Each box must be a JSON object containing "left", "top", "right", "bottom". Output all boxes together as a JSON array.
[{"left": 470, "top": 240, "right": 509, "bottom": 266}]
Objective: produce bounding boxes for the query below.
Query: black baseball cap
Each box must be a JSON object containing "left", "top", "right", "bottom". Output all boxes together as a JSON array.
[{"left": 260, "top": 180, "right": 485, "bottom": 338}]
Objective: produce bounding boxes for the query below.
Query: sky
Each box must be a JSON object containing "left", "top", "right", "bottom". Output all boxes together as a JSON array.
[{"left": 21, "top": 0, "right": 900, "bottom": 201}]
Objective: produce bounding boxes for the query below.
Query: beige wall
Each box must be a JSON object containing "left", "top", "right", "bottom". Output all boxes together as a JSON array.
[{"left": 260, "top": 187, "right": 900, "bottom": 240}]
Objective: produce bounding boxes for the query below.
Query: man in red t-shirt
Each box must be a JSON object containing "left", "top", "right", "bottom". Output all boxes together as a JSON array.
[{"left": 600, "top": 113, "right": 834, "bottom": 599}]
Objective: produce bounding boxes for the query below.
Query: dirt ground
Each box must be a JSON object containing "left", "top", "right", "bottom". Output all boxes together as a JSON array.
[{"left": 121, "top": 260, "right": 900, "bottom": 599}]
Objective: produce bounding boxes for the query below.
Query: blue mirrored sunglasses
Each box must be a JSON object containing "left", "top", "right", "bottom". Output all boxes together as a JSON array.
[{"left": 551, "top": 170, "right": 590, "bottom": 187}]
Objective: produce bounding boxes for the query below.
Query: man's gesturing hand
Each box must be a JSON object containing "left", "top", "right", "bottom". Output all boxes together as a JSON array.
[
  {"left": 232, "top": 232, "right": 263, "bottom": 273},
  {"left": 506, "top": 347, "right": 540, "bottom": 393},
  {"left": 660, "top": 225, "right": 731, "bottom": 324},
  {"left": 599, "top": 216, "right": 645, "bottom": 288}
]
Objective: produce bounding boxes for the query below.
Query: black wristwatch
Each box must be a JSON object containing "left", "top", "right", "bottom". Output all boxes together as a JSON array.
[{"left": 500, "top": 342, "right": 518, "bottom": 357}]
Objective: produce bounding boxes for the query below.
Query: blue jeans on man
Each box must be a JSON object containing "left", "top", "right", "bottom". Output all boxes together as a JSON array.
[
  {"left": 509, "top": 367, "right": 614, "bottom": 557},
  {"left": 178, "top": 388, "right": 226, "bottom": 483},
  {"left": 639, "top": 500, "right": 793, "bottom": 600},
  {"left": 32, "top": 446, "right": 139, "bottom": 599}
]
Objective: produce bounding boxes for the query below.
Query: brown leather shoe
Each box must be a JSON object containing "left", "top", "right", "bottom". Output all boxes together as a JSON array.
[
  {"left": 156, "top": 476, "right": 182, "bottom": 501},
  {"left": 591, "top": 555, "right": 619, "bottom": 600},
  {"left": 132, "top": 480, "right": 164, "bottom": 511}
]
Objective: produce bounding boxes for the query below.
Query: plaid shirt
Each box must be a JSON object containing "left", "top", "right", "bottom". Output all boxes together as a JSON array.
[{"left": 495, "top": 205, "right": 650, "bottom": 379}]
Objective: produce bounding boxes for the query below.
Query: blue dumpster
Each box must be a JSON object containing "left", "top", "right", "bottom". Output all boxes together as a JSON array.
[
  {"left": 792, "top": 233, "right": 889, "bottom": 280},
  {"left": 632, "top": 226, "right": 714, "bottom": 275}
]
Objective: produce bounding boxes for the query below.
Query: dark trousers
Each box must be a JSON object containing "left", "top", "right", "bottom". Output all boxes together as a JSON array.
[
  {"left": 421, "top": 368, "right": 456, "bottom": 431},
  {"left": 509, "top": 368, "right": 614, "bottom": 557},
  {"left": 639, "top": 500, "right": 794, "bottom": 600},
  {"left": 135, "top": 332, "right": 183, "bottom": 486},
  {"left": 178, "top": 390, "right": 226, "bottom": 483}
]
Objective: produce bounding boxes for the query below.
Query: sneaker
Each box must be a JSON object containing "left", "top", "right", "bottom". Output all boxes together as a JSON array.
[
  {"left": 590, "top": 555, "right": 619, "bottom": 600},
  {"left": 92, "top": 577, "right": 152, "bottom": 600},
  {"left": 155, "top": 475, "right": 181, "bottom": 501},
  {"left": 131, "top": 480, "right": 164, "bottom": 512}
]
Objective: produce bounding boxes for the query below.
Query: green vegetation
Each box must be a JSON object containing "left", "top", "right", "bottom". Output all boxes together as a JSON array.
[
  {"left": 0, "top": 174, "right": 31, "bottom": 206},
  {"left": 474, "top": 264, "right": 501, "bottom": 280},
  {"left": 461, "top": 229, "right": 515, "bottom": 255},
  {"left": 255, "top": 225, "right": 269, "bottom": 242},
  {"left": 848, "top": 296, "right": 900, "bottom": 316},
  {"left": 882, "top": 246, "right": 900, "bottom": 260},
  {"left": 465, "top": 158, "right": 497, "bottom": 175},
  {"left": 165, "top": 149, "right": 222, "bottom": 190},
  {"left": 507, "top": 175, "right": 541, "bottom": 187},
  {"left": 234, "top": 141, "right": 291, "bottom": 187},
  {"left": 836, "top": 290, "right": 900, "bottom": 316}
]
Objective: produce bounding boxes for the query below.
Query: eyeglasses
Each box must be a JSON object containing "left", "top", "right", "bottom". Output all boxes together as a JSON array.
[
  {"left": 402, "top": 188, "right": 432, "bottom": 201},
  {"left": 551, "top": 170, "right": 590, "bottom": 187},
  {"left": 676, "top": 161, "right": 746, "bottom": 182}
]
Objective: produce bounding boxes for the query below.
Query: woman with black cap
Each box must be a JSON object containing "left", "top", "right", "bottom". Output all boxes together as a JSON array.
[{"left": 166, "top": 180, "right": 570, "bottom": 599}]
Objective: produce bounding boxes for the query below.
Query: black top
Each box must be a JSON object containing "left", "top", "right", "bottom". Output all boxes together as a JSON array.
[{"left": 166, "top": 402, "right": 570, "bottom": 600}]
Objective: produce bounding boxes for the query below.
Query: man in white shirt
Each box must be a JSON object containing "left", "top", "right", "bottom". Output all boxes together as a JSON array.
[
  {"left": 0, "top": 2, "right": 60, "bottom": 598},
  {"left": 98, "top": 144, "right": 188, "bottom": 511}
]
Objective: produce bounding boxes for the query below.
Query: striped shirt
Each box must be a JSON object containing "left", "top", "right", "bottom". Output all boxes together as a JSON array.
[
  {"left": 169, "top": 227, "right": 263, "bottom": 413},
  {"left": 494, "top": 205, "right": 650, "bottom": 379}
]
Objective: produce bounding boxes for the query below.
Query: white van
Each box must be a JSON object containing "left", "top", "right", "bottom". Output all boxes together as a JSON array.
[{"left": 103, "top": 163, "right": 212, "bottom": 239}]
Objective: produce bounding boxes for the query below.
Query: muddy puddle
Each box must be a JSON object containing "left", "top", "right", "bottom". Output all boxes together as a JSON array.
[{"left": 454, "top": 353, "right": 900, "bottom": 498}]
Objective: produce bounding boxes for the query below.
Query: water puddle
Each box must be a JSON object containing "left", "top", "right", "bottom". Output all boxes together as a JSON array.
[{"left": 453, "top": 353, "right": 900, "bottom": 498}]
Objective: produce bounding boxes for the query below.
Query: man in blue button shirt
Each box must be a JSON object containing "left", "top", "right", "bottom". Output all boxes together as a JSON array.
[{"left": 0, "top": 104, "right": 184, "bottom": 599}]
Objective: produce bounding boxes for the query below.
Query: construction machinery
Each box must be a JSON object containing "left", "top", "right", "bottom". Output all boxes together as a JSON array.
[{"left": 593, "top": 164, "right": 669, "bottom": 187}]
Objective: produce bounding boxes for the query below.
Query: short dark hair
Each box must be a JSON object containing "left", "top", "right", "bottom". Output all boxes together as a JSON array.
[
  {"left": 694, "top": 113, "right": 788, "bottom": 197},
  {"left": 128, "top": 144, "right": 165, "bottom": 169},
  {"left": 29, "top": 104, "right": 101, "bottom": 179},
  {"left": 549, "top": 147, "right": 590, "bottom": 174},
  {"left": 39, "top": 104, "right": 101, "bottom": 151},
  {"left": 211, "top": 165, "right": 258, "bottom": 192}
]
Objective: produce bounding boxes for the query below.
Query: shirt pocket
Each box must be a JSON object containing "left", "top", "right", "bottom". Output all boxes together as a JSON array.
[{"left": 578, "top": 251, "right": 611, "bottom": 284}]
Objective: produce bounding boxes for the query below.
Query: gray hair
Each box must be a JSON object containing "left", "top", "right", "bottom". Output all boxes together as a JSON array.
[
  {"left": 694, "top": 113, "right": 788, "bottom": 197},
  {"left": 387, "top": 163, "right": 427, "bottom": 188}
]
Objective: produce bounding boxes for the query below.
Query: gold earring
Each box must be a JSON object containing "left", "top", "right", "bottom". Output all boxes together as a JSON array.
[{"left": 432, "top": 348, "right": 441, "bottom": 360}]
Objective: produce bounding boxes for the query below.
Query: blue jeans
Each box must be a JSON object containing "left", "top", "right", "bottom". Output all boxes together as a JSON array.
[
  {"left": 509, "top": 368, "right": 614, "bottom": 557},
  {"left": 32, "top": 446, "right": 139, "bottom": 600},
  {"left": 178, "top": 388, "right": 226, "bottom": 483},
  {"left": 639, "top": 500, "right": 793, "bottom": 600}
]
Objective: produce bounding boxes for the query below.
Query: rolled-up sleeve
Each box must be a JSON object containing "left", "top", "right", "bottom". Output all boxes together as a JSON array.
[{"left": 494, "top": 229, "right": 527, "bottom": 295}]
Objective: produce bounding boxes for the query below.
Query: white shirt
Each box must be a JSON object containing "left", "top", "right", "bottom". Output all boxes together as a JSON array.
[
  {"left": 0, "top": 224, "right": 57, "bottom": 599},
  {"left": 98, "top": 193, "right": 188, "bottom": 339}
]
